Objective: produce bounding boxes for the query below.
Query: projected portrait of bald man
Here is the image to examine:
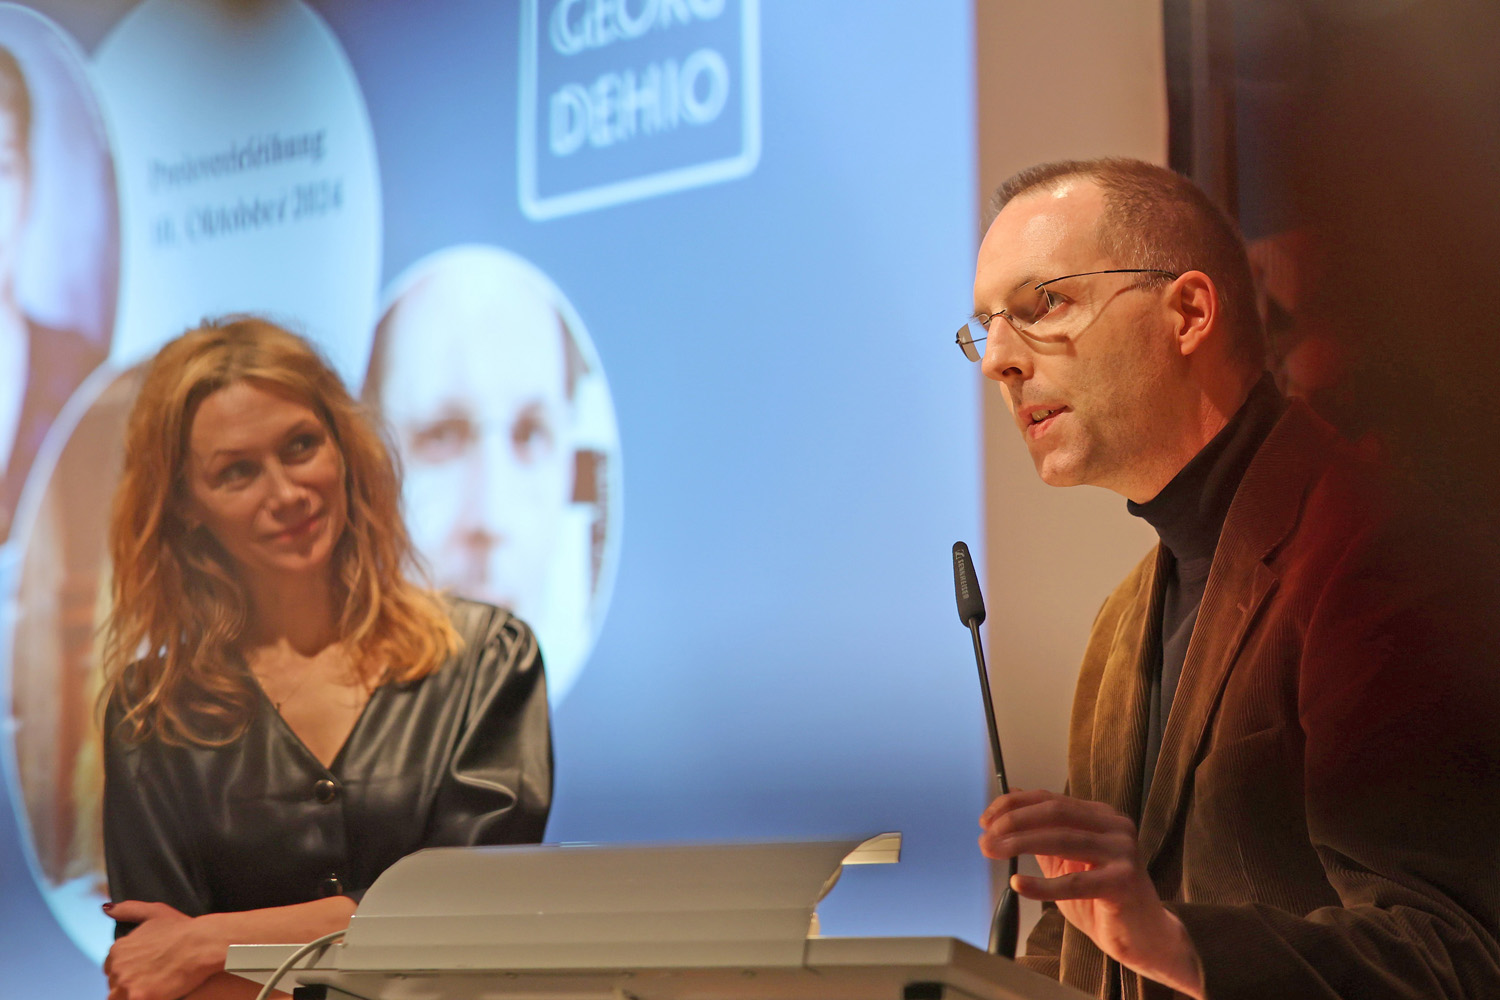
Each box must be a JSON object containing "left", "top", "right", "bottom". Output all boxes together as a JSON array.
[{"left": 364, "top": 246, "right": 620, "bottom": 703}]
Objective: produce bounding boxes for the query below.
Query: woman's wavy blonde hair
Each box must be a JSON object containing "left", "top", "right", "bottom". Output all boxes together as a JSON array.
[{"left": 102, "top": 317, "right": 460, "bottom": 746}]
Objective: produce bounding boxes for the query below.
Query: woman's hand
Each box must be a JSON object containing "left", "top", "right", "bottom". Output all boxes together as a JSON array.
[{"left": 103, "top": 901, "right": 227, "bottom": 1000}]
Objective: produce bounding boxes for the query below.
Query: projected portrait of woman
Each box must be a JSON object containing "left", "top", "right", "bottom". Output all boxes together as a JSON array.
[
  {"left": 0, "top": 2, "right": 121, "bottom": 966},
  {"left": 364, "top": 246, "right": 621, "bottom": 705},
  {"left": 0, "top": 11, "right": 118, "bottom": 540},
  {"left": 8, "top": 364, "right": 137, "bottom": 948}
]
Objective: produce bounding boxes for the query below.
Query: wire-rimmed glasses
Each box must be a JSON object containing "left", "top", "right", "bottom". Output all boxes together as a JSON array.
[{"left": 956, "top": 268, "right": 1180, "bottom": 362}]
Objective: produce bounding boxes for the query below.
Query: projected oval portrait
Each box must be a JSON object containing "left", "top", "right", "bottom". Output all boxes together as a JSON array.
[
  {"left": 6, "top": 362, "right": 136, "bottom": 964},
  {"left": 0, "top": 6, "right": 115, "bottom": 541},
  {"left": 365, "top": 246, "right": 622, "bottom": 706}
]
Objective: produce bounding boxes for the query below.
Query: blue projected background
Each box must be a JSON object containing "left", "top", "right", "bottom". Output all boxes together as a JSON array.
[{"left": 0, "top": 1, "right": 984, "bottom": 992}]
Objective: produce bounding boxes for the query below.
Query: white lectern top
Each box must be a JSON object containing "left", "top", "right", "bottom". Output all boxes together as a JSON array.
[{"left": 227, "top": 835, "right": 1086, "bottom": 1000}]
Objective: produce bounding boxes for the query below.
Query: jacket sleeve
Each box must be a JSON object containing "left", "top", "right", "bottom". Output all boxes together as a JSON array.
[
  {"left": 1170, "top": 523, "right": 1500, "bottom": 1000},
  {"left": 423, "top": 609, "right": 553, "bottom": 847},
  {"left": 1016, "top": 777, "right": 1073, "bottom": 980},
  {"left": 1016, "top": 901, "right": 1065, "bottom": 979},
  {"left": 102, "top": 697, "right": 213, "bottom": 937}
]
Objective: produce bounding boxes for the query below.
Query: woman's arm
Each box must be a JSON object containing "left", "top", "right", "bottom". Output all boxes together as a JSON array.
[
  {"left": 184, "top": 971, "right": 285, "bottom": 1000},
  {"left": 105, "top": 896, "right": 356, "bottom": 1000}
]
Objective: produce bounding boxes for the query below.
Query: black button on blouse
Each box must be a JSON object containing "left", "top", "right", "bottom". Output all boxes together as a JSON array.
[{"left": 103, "top": 600, "right": 552, "bottom": 936}]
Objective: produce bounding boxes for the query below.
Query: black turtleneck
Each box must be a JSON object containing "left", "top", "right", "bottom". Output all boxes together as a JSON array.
[{"left": 1126, "top": 372, "right": 1287, "bottom": 809}]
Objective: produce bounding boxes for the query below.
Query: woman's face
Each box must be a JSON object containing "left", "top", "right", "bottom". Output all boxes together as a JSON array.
[
  {"left": 376, "top": 271, "right": 572, "bottom": 620},
  {"left": 182, "top": 380, "right": 347, "bottom": 588},
  {"left": 0, "top": 106, "right": 29, "bottom": 288}
]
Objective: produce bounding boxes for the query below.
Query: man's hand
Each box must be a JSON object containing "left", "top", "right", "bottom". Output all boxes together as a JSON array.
[
  {"left": 979, "top": 789, "right": 1204, "bottom": 998},
  {"left": 103, "top": 901, "right": 226, "bottom": 1000}
]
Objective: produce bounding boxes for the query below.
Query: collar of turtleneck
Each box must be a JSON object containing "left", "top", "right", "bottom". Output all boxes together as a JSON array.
[{"left": 1126, "top": 372, "right": 1288, "bottom": 563}]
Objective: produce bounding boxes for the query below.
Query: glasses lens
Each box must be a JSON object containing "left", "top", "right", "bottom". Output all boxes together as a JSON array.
[
  {"left": 957, "top": 317, "right": 987, "bottom": 362},
  {"left": 1015, "top": 286, "right": 1050, "bottom": 325}
]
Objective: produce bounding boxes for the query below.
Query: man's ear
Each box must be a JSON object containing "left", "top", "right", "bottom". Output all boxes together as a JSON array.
[{"left": 1167, "top": 270, "right": 1220, "bottom": 357}]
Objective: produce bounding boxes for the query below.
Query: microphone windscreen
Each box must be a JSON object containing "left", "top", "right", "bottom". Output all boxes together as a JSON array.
[{"left": 952, "top": 541, "right": 986, "bottom": 626}]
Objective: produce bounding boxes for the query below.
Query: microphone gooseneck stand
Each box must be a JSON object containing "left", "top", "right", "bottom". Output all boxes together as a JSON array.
[
  {"left": 952, "top": 541, "right": 1019, "bottom": 960},
  {"left": 967, "top": 608, "right": 1020, "bottom": 959}
]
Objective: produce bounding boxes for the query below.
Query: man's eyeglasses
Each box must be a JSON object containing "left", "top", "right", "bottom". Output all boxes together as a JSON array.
[{"left": 955, "top": 268, "right": 1180, "bottom": 362}]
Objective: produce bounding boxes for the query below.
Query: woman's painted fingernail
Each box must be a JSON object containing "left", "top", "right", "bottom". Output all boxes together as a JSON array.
[{"left": 102, "top": 902, "right": 114, "bottom": 912}]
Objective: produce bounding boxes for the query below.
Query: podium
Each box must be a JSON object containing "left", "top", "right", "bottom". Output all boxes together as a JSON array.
[{"left": 226, "top": 836, "right": 1087, "bottom": 1000}]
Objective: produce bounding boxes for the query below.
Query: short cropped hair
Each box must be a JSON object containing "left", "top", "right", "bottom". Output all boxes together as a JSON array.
[{"left": 994, "top": 158, "right": 1265, "bottom": 371}]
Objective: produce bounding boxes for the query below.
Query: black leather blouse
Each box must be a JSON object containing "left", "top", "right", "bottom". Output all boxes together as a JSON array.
[{"left": 103, "top": 599, "right": 551, "bottom": 935}]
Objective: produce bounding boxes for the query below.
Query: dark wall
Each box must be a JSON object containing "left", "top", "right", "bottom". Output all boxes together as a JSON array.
[{"left": 1183, "top": 0, "right": 1500, "bottom": 536}]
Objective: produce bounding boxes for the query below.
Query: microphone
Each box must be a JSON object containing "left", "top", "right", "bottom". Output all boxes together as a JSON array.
[
  {"left": 953, "top": 541, "right": 986, "bottom": 628},
  {"left": 952, "top": 541, "right": 1019, "bottom": 960}
]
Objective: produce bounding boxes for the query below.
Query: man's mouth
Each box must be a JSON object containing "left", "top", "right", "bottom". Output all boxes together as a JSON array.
[{"left": 1025, "top": 405, "right": 1068, "bottom": 437}]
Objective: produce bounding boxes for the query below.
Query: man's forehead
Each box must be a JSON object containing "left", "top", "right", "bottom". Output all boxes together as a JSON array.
[
  {"left": 990, "top": 182, "right": 1104, "bottom": 256},
  {"left": 976, "top": 180, "right": 1107, "bottom": 292}
]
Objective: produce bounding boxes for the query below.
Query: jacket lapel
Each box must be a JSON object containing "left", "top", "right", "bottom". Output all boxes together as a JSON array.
[
  {"left": 1082, "top": 548, "right": 1163, "bottom": 822},
  {"left": 1136, "top": 403, "right": 1333, "bottom": 866}
]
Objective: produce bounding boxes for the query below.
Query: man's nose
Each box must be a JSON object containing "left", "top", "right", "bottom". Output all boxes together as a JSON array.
[
  {"left": 979, "top": 319, "right": 1034, "bottom": 388},
  {"left": 458, "top": 435, "right": 510, "bottom": 549}
]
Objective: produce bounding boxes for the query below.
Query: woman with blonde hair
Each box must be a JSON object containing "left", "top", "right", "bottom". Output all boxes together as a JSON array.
[{"left": 99, "top": 317, "right": 551, "bottom": 1000}]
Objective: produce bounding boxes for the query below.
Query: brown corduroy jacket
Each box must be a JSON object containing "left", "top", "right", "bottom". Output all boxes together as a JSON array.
[{"left": 1017, "top": 402, "right": 1500, "bottom": 1000}]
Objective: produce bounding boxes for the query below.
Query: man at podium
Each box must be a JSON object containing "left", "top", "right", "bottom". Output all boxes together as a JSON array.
[{"left": 959, "top": 158, "right": 1500, "bottom": 999}]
